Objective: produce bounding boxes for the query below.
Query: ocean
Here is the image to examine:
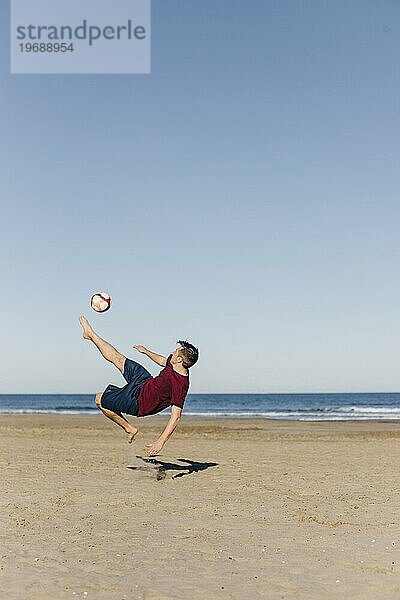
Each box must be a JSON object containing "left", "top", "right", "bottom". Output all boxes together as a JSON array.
[{"left": 1, "top": 393, "right": 400, "bottom": 420}]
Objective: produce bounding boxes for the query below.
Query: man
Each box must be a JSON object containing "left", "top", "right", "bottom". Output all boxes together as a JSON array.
[{"left": 79, "top": 316, "right": 198, "bottom": 456}]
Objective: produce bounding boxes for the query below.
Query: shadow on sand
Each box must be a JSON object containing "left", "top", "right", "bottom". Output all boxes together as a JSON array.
[{"left": 127, "top": 456, "right": 218, "bottom": 480}]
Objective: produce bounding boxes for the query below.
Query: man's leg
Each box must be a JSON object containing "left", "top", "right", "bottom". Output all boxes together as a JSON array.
[
  {"left": 80, "top": 316, "right": 138, "bottom": 442},
  {"left": 79, "top": 316, "right": 125, "bottom": 373},
  {"left": 95, "top": 392, "right": 138, "bottom": 443}
]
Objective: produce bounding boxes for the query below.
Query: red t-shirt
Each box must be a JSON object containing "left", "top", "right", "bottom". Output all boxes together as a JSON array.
[{"left": 137, "top": 354, "right": 189, "bottom": 417}]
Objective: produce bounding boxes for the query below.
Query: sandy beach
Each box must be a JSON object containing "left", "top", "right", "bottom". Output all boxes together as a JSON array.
[{"left": 1, "top": 415, "right": 399, "bottom": 599}]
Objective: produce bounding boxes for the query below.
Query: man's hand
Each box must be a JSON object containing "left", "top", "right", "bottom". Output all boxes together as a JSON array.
[
  {"left": 133, "top": 345, "right": 147, "bottom": 354},
  {"left": 134, "top": 347, "right": 167, "bottom": 367},
  {"left": 145, "top": 439, "right": 164, "bottom": 457}
]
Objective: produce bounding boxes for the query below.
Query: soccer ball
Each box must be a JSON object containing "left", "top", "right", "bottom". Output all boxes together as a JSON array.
[{"left": 90, "top": 292, "right": 111, "bottom": 313}]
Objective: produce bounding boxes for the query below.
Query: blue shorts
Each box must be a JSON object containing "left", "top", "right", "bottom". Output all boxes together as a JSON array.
[{"left": 100, "top": 359, "right": 152, "bottom": 416}]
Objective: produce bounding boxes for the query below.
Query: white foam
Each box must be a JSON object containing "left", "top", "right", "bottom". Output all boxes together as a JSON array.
[
  {"left": 183, "top": 410, "right": 400, "bottom": 420},
  {"left": 0, "top": 409, "right": 98, "bottom": 414}
]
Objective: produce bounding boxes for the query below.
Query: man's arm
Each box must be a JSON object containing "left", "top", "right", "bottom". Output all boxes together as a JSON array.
[
  {"left": 145, "top": 405, "right": 182, "bottom": 456},
  {"left": 133, "top": 345, "right": 167, "bottom": 367}
]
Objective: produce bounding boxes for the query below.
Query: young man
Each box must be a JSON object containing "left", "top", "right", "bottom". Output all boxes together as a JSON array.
[{"left": 79, "top": 316, "right": 198, "bottom": 456}]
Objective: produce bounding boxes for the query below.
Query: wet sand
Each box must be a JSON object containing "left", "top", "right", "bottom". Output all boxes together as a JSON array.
[{"left": 1, "top": 415, "right": 400, "bottom": 599}]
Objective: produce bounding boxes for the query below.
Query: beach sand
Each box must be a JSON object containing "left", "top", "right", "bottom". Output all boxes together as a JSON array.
[{"left": 1, "top": 415, "right": 399, "bottom": 599}]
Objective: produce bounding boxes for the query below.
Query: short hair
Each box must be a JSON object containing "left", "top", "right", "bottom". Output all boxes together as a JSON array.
[{"left": 177, "top": 340, "right": 199, "bottom": 368}]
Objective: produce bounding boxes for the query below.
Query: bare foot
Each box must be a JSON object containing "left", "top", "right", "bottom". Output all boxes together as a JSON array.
[
  {"left": 79, "top": 316, "right": 93, "bottom": 340},
  {"left": 127, "top": 427, "right": 138, "bottom": 443}
]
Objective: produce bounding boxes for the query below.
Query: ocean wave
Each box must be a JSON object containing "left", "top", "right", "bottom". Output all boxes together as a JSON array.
[
  {"left": 1, "top": 406, "right": 400, "bottom": 419},
  {"left": 0, "top": 409, "right": 98, "bottom": 414},
  {"left": 184, "top": 410, "right": 400, "bottom": 420},
  {"left": 336, "top": 406, "right": 400, "bottom": 413}
]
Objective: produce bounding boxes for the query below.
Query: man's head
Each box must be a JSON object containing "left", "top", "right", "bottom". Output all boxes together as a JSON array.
[{"left": 171, "top": 340, "right": 199, "bottom": 369}]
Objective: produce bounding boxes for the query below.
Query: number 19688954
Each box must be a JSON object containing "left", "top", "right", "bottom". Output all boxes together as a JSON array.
[{"left": 19, "top": 43, "right": 74, "bottom": 53}]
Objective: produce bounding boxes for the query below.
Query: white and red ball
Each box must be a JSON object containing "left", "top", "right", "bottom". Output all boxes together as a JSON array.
[{"left": 90, "top": 292, "right": 111, "bottom": 313}]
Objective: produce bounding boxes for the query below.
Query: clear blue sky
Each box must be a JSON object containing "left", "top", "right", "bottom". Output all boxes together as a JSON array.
[{"left": 1, "top": 1, "right": 399, "bottom": 393}]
